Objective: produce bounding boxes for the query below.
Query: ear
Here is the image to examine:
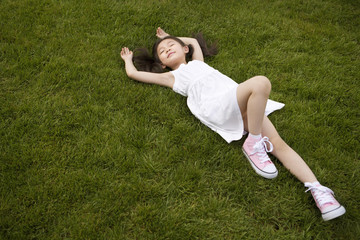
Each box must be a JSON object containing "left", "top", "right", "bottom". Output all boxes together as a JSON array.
[
  {"left": 183, "top": 45, "right": 189, "bottom": 53},
  {"left": 161, "top": 63, "right": 167, "bottom": 69}
]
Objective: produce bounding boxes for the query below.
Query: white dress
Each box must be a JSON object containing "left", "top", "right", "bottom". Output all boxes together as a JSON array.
[{"left": 171, "top": 60, "right": 284, "bottom": 143}]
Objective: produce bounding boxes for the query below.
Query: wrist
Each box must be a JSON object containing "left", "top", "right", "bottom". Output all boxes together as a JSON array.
[{"left": 124, "top": 58, "right": 133, "bottom": 64}]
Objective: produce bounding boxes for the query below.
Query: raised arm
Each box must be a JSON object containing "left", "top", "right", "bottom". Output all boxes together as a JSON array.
[
  {"left": 156, "top": 27, "right": 204, "bottom": 61},
  {"left": 120, "top": 47, "right": 174, "bottom": 88},
  {"left": 179, "top": 37, "right": 204, "bottom": 61}
]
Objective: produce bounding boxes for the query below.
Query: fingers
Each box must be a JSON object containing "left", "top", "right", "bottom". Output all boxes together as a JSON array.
[
  {"left": 121, "top": 47, "right": 126, "bottom": 55},
  {"left": 121, "top": 47, "right": 131, "bottom": 55},
  {"left": 156, "top": 27, "right": 168, "bottom": 38},
  {"left": 120, "top": 47, "right": 133, "bottom": 61},
  {"left": 121, "top": 47, "right": 128, "bottom": 54},
  {"left": 156, "top": 27, "right": 162, "bottom": 37}
]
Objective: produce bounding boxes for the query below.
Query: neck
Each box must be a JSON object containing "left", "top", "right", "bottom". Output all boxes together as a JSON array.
[{"left": 169, "top": 59, "right": 187, "bottom": 70}]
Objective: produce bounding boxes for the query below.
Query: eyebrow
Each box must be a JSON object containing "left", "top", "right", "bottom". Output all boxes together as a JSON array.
[{"left": 158, "top": 40, "right": 175, "bottom": 52}]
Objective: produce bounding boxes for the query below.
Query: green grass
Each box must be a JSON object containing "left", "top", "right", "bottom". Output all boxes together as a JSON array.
[{"left": 1, "top": 0, "right": 359, "bottom": 239}]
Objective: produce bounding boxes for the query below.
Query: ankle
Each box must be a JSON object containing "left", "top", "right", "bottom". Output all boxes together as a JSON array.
[
  {"left": 249, "top": 133, "right": 262, "bottom": 140},
  {"left": 305, "top": 181, "right": 320, "bottom": 186}
]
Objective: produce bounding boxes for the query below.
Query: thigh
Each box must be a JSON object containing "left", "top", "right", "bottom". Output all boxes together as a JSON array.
[
  {"left": 235, "top": 77, "right": 258, "bottom": 114},
  {"left": 236, "top": 76, "right": 270, "bottom": 112},
  {"left": 235, "top": 78, "right": 259, "bottom": 130},
  {"left": 236, "top": 76, "right": 268, "bottom": 129}
]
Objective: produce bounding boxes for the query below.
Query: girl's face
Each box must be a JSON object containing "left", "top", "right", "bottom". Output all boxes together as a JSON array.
[{"left": 157, "top": 39, "right": 189, "bottom": 69}]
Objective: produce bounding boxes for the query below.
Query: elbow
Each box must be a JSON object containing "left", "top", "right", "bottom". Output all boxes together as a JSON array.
[
  {"left": 127, "top": 72, "right": 134, "bottom": 79},
  {"left": 126, "top": 70, "right": 137, "bottom": 79}
]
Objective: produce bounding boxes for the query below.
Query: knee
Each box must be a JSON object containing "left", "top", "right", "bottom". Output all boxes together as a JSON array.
[{"left": 253, "top": 76, "right": 271, "bottom": 95}]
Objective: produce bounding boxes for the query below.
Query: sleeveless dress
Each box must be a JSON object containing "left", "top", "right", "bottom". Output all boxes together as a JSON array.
[{"left": 171, "top": 60, "right": 284, "bottom": 143}]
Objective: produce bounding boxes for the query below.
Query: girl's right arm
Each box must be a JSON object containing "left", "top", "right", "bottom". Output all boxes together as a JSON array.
[{"left": 121, "top": 47, "right": 175, "bottom": 88}]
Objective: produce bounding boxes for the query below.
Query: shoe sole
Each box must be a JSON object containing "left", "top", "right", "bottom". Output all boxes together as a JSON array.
[
  {"left": 242, "top": 147, "right": 278, "bottom": 179},
  {"left": 322, "top": 205, "right": 346, "bottom": 221}
]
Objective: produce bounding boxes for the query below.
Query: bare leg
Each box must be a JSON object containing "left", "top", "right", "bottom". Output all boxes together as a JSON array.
[
  {"left": 236, "top": 76, "right": 316, "bottom": 182},
  {"left": 236, "top": 76, "right": 271, "bottom": 135},
  {"left": 258, "top": 117, "right": 345, "bottom": 221},
  {"left": 261, "top": 116, "right": 318, "bottom": 183}
]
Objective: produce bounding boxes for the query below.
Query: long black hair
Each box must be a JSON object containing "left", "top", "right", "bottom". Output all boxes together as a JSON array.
[{"left": 133, "top": 33, "right": 218, "bottom": 73}]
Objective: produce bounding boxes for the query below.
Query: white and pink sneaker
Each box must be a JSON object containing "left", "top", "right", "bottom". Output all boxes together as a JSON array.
[
  {"left": 242, "top": 135, "right": 278, "bottom": 179},
  {"left": 305, "top": 181, "right": 346, "bottom": 221}
]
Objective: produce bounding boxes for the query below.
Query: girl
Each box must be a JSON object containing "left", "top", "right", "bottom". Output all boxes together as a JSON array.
[{"left": 120, "top": 27, "right": 346, "bottom": 221}]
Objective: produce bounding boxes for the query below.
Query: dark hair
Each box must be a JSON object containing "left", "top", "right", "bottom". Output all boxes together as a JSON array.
[{"left": 133, "top": 33, "right": 218, "bottom": 73}]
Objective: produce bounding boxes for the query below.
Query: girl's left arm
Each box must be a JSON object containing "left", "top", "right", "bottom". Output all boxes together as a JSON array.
[{"left": 178, "top": 37, "right": 204, "bottom": 61}]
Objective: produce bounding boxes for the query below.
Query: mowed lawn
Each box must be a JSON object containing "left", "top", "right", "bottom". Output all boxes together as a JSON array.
[{"left": 1, "top": 0, "right": 359, "bottom": 239}]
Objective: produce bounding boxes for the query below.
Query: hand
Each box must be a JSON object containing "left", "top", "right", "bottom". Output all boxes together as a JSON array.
[
  {"left": 120, "top": 47, "right": 133, "bottom": 61},
  {"left": 156, "top": 27, "right": 169, "bottom": 39}
]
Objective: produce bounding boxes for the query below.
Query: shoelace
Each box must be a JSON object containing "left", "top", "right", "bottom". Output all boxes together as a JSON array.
[
  {"left": 250, "top": 137, "right": 274, "bottom": 163},
  {"left": 305, "top": 183, "right": 335, "bottom": 206}
]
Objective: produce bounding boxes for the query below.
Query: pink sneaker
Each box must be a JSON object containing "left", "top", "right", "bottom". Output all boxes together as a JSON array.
[
  {"left": 242, "top": 135, "right": 278, "bottom": 179},
  {"left": 305, "top": 182, "right": 346, "bottom": 221}
]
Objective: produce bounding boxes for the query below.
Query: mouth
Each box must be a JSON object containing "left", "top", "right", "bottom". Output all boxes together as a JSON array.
[{"left": 167, "top": 52, "right": 175, "bottom": 58}]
